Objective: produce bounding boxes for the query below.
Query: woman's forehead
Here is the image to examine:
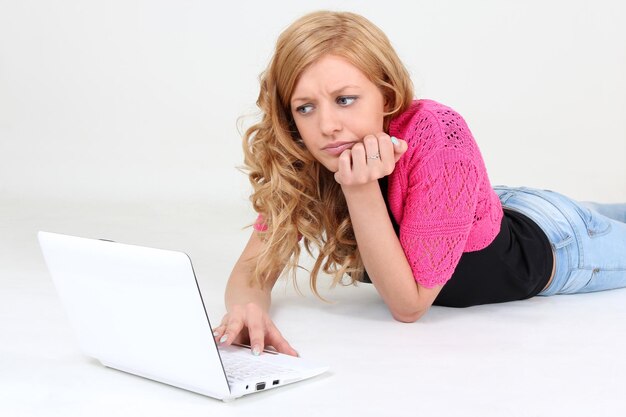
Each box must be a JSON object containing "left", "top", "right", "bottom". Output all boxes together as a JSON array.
[{"left": 291, "top": 55, "right": 371, "bottom": 97}]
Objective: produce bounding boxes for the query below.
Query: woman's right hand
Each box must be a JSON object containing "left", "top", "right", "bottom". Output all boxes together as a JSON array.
[{"left": 212, "top": 303, "right": 299, "bottom": 357}]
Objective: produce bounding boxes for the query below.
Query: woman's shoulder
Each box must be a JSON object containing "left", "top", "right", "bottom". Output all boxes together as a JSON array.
[
  {"left": 390, "top": 98, "right": 477, "bottom": 160},
  {"left": 389, "top": 98, "right": 466, "bottom": 137}
]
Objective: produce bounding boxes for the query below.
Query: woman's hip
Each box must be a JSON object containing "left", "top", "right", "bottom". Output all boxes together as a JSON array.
[{"left": 493, "top": 186, "right": 626, "bottom": 295}]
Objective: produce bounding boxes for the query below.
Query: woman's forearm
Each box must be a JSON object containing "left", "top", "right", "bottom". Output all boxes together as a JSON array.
[
  {"left": 224, "top": 231, "right": 279, "bottom": 313},
  {"left": 341, "top": 181, "right": 426, "bottom": 321}
]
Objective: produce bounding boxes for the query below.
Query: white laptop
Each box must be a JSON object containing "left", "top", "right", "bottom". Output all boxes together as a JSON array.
[{"left": 37, "top": 231, "right": 329, "bottom": 401}]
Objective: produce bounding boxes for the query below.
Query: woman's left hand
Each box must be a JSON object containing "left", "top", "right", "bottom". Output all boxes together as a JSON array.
[{"left": 334, "top": 133, "right": 407, "bottom": 186}]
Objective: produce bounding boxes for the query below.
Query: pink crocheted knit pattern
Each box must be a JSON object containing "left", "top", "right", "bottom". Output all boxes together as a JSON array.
[{"left": 387, "top": 99, "right": 502, "bottom": 288}]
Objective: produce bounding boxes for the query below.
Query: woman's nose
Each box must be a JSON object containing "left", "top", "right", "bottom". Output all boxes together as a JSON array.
[{"left": 318, "top": 104, "right": 341, "bottom": 136}]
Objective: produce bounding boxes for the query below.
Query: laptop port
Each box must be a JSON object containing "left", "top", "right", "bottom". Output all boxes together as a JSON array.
[
  {"left": 273, "top": 380, "right": 279, "bottom": 386},
  {"left": 256, "top": 382, "right": 266, "bottom": 391}
]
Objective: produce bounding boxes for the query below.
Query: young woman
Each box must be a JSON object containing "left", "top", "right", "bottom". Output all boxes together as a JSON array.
[{"left": 212, "top": 11, "right": 626, "bottom": 357}]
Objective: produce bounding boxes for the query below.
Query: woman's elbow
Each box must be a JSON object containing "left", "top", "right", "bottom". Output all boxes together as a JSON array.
[{"left": 391, "top": 308, "right": 426, "bottom": 323}]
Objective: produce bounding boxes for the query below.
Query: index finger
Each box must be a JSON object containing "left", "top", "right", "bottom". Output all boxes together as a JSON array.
[
  {"left": 246, "top": 314, "right": 266, "bottom": 356},
  {"left": 219, "top": 317, "right": 245, "bottom": 346}
]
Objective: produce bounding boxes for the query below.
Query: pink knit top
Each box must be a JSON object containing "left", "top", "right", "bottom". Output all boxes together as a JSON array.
[
  {"left": 255, "top": 99, "right": 503, "bottom": 288},
  {"left": 386, "top": 99, "right": 503, "bottom": 287}
]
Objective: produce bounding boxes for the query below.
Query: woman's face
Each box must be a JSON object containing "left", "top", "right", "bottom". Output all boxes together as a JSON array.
[{"left": 290, "top": 54, "right": 386, "bottom": 172}]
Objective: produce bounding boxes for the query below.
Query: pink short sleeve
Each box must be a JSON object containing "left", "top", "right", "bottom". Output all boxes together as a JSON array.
[
  {"left": 252, "top": 213, "right": 302, "bottom": 241},
  {"left": 253, "top": 214, "right": 268, "bottom": 232},
  {"left": 399, "top": 151, "right": 481, "bottom": 288}
]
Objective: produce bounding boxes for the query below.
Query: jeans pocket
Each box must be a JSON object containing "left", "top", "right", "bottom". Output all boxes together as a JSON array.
[
  {"left": 559, "top": 268, "right": 595, "bottom": 294},
  {"left": 572, "top": 204, "right": 612, "bottom": 238}
]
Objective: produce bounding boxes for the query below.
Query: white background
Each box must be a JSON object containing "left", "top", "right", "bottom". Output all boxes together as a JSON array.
[
  {"left": 1, "top": 0, "right": 625, "bottom": 204},
  {"left": 1, "top": 1, "right": 625, "bottom": 416}
]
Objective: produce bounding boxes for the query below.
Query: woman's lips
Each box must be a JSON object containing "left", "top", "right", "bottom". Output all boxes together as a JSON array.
[{"left": 323, "top": 142, "right": 356, "bottom": 156}]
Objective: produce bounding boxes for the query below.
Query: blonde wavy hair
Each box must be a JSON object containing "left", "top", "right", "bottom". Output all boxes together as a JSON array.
[{"left": 242, "top": 10, "right": 414, "bottom": 298}]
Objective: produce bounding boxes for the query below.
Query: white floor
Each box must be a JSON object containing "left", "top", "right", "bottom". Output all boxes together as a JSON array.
[{"left": 2, "top": 198, "right": 626, "bottom": 417}]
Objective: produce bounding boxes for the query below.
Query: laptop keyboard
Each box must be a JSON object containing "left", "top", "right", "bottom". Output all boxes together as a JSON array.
[{"left": 221, "top": 352, "right": 296, "bottom": 382}]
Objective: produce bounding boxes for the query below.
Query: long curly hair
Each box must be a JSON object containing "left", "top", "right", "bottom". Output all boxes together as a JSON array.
[{"left": 242, "top": 10, "right": 414, "bottom": 298}]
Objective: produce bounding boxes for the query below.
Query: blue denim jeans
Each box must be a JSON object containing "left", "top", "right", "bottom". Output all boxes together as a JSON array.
[{"left": 493, "top": 186, "right": 626, "bottom": 296}]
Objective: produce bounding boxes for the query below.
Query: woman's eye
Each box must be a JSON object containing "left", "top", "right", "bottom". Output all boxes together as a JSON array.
[
  {"left": 296, "top": 104, "right": 313, "bottom": 114},
  {"left": 337, "top": 96, "right": 357, "bottom": 106}
]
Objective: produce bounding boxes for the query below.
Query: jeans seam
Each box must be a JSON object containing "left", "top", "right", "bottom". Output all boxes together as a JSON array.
[{"left": 580, "top": 266, "right": 626, "bottom": 272}]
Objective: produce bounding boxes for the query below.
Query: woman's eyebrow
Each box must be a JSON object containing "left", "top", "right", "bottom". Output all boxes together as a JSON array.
[{"left": 291, "top": 85, "right": 360, "bottom": 104}]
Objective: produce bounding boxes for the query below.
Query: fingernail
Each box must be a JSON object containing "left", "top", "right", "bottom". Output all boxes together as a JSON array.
[
  {"left": 252, "top": 346, "right": 260, "bottom": 356},
  {"left": 219, "top": 334, "right": 228, "bottom": 344},
  {"left": 390, "top": 136, "right": 399, "bottom": 145},
  {"left": 295, "top": 350, "right": 300, "bottom": 357},
  {"left": 213, "top": 331, "right": 219, "bottom": 337}
]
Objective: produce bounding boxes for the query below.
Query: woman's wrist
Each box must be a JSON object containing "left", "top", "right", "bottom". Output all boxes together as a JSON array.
[
  {"left": 339, "top": 178, "right": 380, "bottom": 197},
  {"left": 225, "top": 282, "right": 272, "bottom": 313}
]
